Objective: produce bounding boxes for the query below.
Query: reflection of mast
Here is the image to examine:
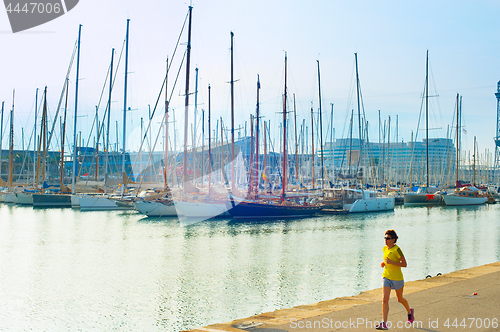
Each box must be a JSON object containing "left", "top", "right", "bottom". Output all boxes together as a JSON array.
[{"left": 183, "top": 6, "right": 193, "bottom": 188}]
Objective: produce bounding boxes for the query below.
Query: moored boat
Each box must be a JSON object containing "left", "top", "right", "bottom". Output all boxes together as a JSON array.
[
  {"left": 344, "top": 189, "right": 395, "bottom": 213},
  {"left": 403, "top": 187, "right": 442, "bottom": 206},
  {"left": 227, "top": 194, "right": 321, "bottom": 219},
  {"left": 32, "top": 193, "right": 72, "bottom": 208},
  {"left": 442, "top": 186, "right": 487, "bottom": 206},
  {"left": 134, "top": 200, "right": 177, "bottom": 217}
]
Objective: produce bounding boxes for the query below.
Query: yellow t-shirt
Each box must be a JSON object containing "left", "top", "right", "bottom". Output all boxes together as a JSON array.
[{"left": 382, "top": 244, "right": 404, "bottom": 281}]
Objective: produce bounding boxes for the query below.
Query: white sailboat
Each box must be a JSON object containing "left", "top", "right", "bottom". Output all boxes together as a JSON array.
[
  {"left": 443, "top": 136, "right": 487, "bottom": 206},
  {"left": 77, "top": 21, "right": 133, "bottom": 211},
  {"left": 340, "top": 54, "right": 395, "bottom": 213}
]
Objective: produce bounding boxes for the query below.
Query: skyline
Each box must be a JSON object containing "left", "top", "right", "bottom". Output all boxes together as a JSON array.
[{"left": 1, "top": 1, "right": 499, "bottom": 165}]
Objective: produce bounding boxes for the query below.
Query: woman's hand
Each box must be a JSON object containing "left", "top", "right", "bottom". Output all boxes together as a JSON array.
[{"left": 380, "top": 262, "right": 386, "bottom": 268}]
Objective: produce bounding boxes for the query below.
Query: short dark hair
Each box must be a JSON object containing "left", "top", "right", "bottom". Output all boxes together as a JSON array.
[{"left": 385, "top": 229, "right": 398, "bottom": 243}]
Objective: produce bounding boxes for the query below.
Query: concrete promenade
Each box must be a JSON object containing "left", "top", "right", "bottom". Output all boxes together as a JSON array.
[{"left": 186, "top": 261, "right": 500, "bottom": 332}]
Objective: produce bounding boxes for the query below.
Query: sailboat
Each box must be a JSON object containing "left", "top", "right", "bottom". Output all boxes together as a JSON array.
[
  {"left": 32, "top": 85, "right": 72, "bottom": 208},
  {"left": 173, "top": 30, "right": 240, "bottom": 221},
  {"left": 404, "top": 51, "right": 442, "bottom": 206},
  {"left": 134, "top": 8, "right": 195, "bottom": 218},
  {"left": 228, "top": 52, "right": 322, "bottom": 219},
  {"left": 343, "top": 54, "right": 394, "bottom": 213},
  {"left": 77, "top": 20, "right": 133, "bottom": 211},
  {"left": 33, "top": 26, "right": 83, "bottom": 208},
  {"left": 3, "top": 90, "right": 20, "bottom": 204},
  {"left": 443, "top": 133, "right": 487, "bottom": 206}
]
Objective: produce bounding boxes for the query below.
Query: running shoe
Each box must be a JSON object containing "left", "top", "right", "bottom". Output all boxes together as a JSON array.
[
  {"left": 376, "top": 321, "right": 388, "bottom": 330},
  {"left": 408, "top": 308, "right": 414, "bottom": 323}
]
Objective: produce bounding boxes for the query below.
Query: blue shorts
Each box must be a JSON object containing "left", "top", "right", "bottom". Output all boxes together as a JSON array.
[{"left": 383, "top": 277, "right": 404, "bottom": 290}]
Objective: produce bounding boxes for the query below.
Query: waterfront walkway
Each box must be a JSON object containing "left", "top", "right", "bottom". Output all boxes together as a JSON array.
[{"left": 186, "top": 261, "right": 500, "bottom": 332}]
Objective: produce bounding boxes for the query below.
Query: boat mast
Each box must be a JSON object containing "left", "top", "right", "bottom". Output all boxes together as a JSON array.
[
  {"left": 250, "top": 114, "right": 254, "bottom": 193},
  {"left": 425, "top": 50, "right": 429, "bottom": 187},
  {"left": 293, "top": 94, "right": 299, "bottom": 189},
  {"left": 105, "top": 49, "right": 114, "bottom": 195},
  {"left": 8, "top": 90, "right": 14, "bottom": 188},
  {"left": 194, "top": 67, "right": 199, "bottom": 184},
  {"left": 121, "top": 19, "right": 130, "bottom": 195},
  {"left": 311, "top": 105, "right": 315, "bottom": 189},
  {"left": 281, "top": 52, "right": 288, "bottom": 202},
  {"left": 230, "top": 31, "right": 235, "bottom": 193},
  {"left": 72, "top": 24, "right": 82, "bottom": 194},
  {"left": 317, "top": 60, "right": 325, "bottom": 188},
  {"left": 183, "top": 6, "right": 193, "bottom": 189},
  {"left": 60, "top": 78, "right": 69, "bottom": 191},
  {"left": 33, "top": 89, "right": 38, "bottom": 186},
  {"left": 255, "top": 75, "right": 260, "bottom": 195},
  {"left": 164, "top": 57, "right": 169, "bottom": 190},
  {"left": 35, "top": 88, "right": 46, "bottom": 191},
  {"left": 455, "top": 93, "right": 459, "bottom": 184},
  {"left": 473, "top": 136, "right": 476, "bottom": 185},
  {"left": 355, "top": 53, "right": 363, "bottom": 178},
  {"left": 208, "top": 84, "right": 212, "bottom": 196},
  {"left": 0, "top": 101, "right": 4, "bottom": 182}
]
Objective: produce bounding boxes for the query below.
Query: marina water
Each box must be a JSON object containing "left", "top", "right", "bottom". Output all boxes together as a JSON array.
[{"left": 1, "top": 203, "right": 499, "bottom": 331}]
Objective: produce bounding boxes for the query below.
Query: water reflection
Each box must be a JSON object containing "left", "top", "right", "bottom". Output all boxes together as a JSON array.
[{"left": 0, "top": 203, "right": 499, "bottom": 331}]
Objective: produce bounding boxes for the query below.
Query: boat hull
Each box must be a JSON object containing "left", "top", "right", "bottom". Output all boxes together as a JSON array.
[
  {"left": 443, "top": 194, "right": 487, "bottom": 206},
  {"left": 16, "top": 192, "right": 33, "bottom": 205},
  {"left": 78, "top": 195, "right": 131, "bottom": 211},
  {"left": 347, "top": 197, "right": 395, "bottom": 213},
  {"left": 32, "top": 194, "right": 72, "bottom": 207},
  {"left": 4, "top": 193, "right": 18, "bottom": 204},
  {"left": 71, "top": 195, "right": 80, "bottom": 208},
  {"left": 227, "top": 198, "right": 321, "bottom": 219},
  {"left": 174, "top": 200, "right": 230, "bottom": 219},
  {"left": 134, "top": 201, "right": 177, "bottom": 217},
  {"left": 403, "top": 193, "right": 442, "bottom": 206}
]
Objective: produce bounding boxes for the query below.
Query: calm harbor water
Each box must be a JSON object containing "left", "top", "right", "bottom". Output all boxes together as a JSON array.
[{"left": 0, "top": 203, "right": 499, "bottom": 331}]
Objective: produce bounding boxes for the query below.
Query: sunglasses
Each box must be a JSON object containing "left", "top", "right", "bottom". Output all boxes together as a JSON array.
[{"left": 384, "top": 237, "right": 393, "bottom": 240}]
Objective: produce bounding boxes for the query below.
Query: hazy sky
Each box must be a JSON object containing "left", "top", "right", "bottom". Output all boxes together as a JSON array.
[{"left": 1, "top": 0, "right": 499, "bottom": 165}]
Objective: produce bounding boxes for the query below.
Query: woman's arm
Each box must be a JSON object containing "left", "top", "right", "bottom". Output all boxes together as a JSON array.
[{"left": 384, "top": 255, "right": 407, "bottom": 267}]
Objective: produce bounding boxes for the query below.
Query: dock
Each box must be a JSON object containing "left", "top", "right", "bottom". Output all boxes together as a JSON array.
[{"left": 185, "top": 261, "right": 500, "bottom": 332}]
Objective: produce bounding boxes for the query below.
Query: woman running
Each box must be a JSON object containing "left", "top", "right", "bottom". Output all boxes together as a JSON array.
[{"left": 376, "top": 229, "right": 414, "bottom": 330}]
